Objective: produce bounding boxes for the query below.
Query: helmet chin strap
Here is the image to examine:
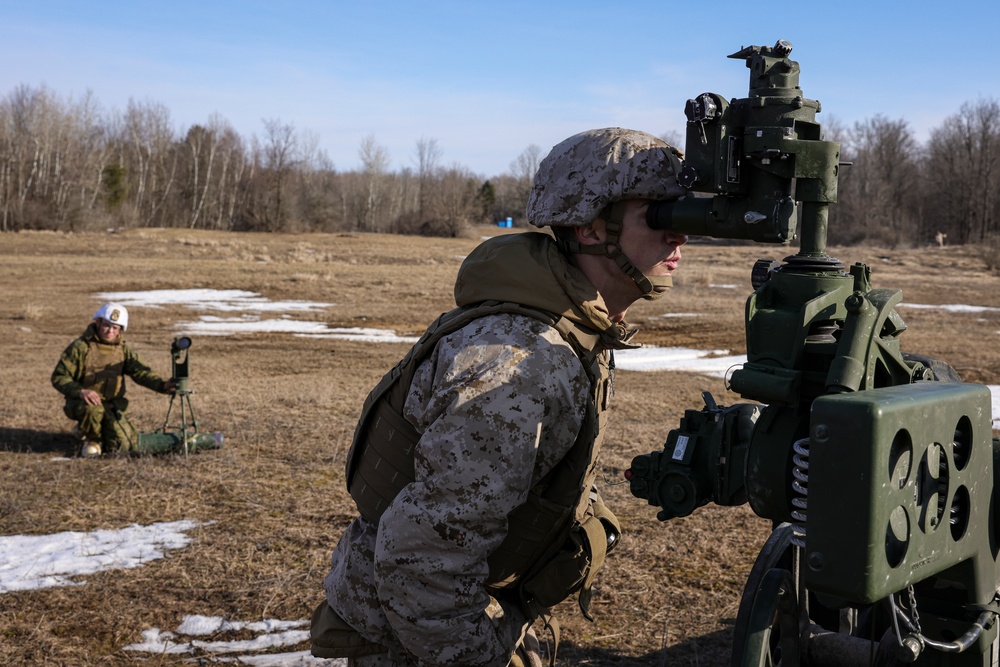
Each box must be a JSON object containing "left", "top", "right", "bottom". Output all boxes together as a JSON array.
[{"left": 559, "top": 201, "right": 672, "bottom": 300}]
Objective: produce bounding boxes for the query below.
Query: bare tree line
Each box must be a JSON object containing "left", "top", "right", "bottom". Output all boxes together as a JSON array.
[
  {"left": 2, "top": 84, "right": 999, "bottom": 247},
  {"left": 827, "top": 99, "right": 1000, "bottom": 247},
  {"left": 0, "top": 85, "right": 532, "bottom": 236}
]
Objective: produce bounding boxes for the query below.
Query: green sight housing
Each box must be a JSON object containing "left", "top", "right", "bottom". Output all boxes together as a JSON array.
[
  {"left": 646, "top": 39, "right": 840, "bottom": 252},
  {"left": 627, "top": 41, "right": 1000, "bottom": 666},
  {"left": 135, "top": 336, "right": 223, "bottom": 456}
]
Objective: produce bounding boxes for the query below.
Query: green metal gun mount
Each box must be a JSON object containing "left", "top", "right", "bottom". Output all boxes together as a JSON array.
[{"left": 627, "top": 40, "right": 1000, "bottom": 666}]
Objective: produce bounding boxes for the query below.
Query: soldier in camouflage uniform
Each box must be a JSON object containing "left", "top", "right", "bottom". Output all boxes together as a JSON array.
[
  {"left": 51, "top": 302, "right": 175, "bottom": 457},
  {"left": 312, "top": 128, "right": 690, "bottom": 666}
]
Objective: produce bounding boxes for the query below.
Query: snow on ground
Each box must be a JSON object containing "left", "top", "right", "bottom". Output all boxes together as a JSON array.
[
  {"left": 86, "top": 287, "right": 1000, "bottom": 429},
  {"left": 0, "top": 520, "right": 205, "bottom": 593},
  {"left": 2, "top": 291, "right": 988, "bottom": 663},
  {"left": 897, "top": 303, "right": 1000, "bottom": 314},
  {"left": 992, "top": 388, "right": 1000, "bottom": 428},
  {"left": 647, "top": 312, "right": 701, "bottom": 318},
  {"left": 615, "top": 347, "right": 1000, "bottom": 428},
  {"left": 867, "top": 302, "right": 1000, "bottom": 425},
  {"left": 96, "top": 288, "right": 332, "bottom": 313},
  {"left": 172, "top": 315, "right": 421, "bottom": 343},
  {"left": 95, "top": 288, "right": 418, "bottom": 342},
  {"left": 123, "top": 615, "right": 341, "bottom": 665},
  {"left": 0, "top": 521, "right": 337, "bottom": 664},
  {"left": 616, "top": 345, "right": 745, "bottom": 377}
]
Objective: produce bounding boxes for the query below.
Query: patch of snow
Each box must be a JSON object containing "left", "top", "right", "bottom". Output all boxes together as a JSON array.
[
  {"left": 123, "top": 615, "right": 341, "bottom": 665},
  {"left": 898, "top": 303, "right": 1000, "bottom": 313},
  {"left": 92, "top": 289, "right": 417, "bottom": 342},
  {"left": 97, "top": 288, "right": 332, "bottom": 313},
  {"left": 615, "top": 346, "right": 746, "bottom": 377},
  {"left": 0, "top": 520, "right": 205, "bottom": 593},
  {"left": 648, "top": 312, "right": 701, "bottom": 318}
]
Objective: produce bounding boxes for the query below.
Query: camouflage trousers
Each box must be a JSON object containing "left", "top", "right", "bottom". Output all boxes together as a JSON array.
[
  {"left": 343, "top": 626, "right": 543, "bottom": 667},
  {"left": 63, "top": 397, "right": 139, "bottom": 452}
]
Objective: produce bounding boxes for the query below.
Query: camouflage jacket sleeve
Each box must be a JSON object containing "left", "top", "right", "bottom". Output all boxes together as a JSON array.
[
  {"left": 373, "top": 313, "right": 590, "bottom": 666},
  {"left": 122, "top": 344, "right": 168, "bottom": 393},
  {"left": 51, "top": 338, "right": 88, "bottom": 398}
]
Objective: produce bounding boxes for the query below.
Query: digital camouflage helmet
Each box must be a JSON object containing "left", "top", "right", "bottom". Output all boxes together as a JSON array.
[{"left": 526, "top": 128, "right": 688, "bottom": 298}]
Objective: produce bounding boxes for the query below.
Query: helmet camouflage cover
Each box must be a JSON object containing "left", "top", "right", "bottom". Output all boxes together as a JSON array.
[{"left": 526, "top": 127, "right": 687, "bottom": 228}]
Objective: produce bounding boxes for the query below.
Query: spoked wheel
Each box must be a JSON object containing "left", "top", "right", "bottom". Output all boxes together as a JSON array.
[
  {"left": 742, "top": 568, "right": 801, "bottom": 667},
  {"left": 901, "top": 352, "right": 963, "bottom": 382},
  {"left": 732, "top": 523, "right": 799, "bottom": 667}
]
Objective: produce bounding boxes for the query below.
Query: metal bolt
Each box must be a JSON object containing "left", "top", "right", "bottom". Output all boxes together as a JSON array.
[
  {"left": 845, "top": 293, "right": 864, "bottom": 312},
  {"left": 897, "top": 635, "right": 923, "bottom": 662}
]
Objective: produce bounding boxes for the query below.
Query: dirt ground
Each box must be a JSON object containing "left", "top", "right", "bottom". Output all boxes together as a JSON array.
[{"left": 1, "top": 227, "right": 998, "bottom": 666}]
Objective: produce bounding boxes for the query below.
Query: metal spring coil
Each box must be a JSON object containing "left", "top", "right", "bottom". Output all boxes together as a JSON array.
[{"left": 790, "top": 437, "right": 810, "bottom": 548}]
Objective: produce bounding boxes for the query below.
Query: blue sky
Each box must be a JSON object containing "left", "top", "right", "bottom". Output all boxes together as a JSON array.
[{"left": 3, "top": 1, "right": 998, "bottom": 177}]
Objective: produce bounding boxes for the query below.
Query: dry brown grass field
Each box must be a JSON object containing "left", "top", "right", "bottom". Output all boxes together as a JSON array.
[{"left": 1, "top": 227, "right": 999, "bottom": 666}]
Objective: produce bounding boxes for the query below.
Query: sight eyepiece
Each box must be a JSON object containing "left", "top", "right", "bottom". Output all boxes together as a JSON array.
[{"left": 645, "top": 200, "right": 677, "bottom": 231}]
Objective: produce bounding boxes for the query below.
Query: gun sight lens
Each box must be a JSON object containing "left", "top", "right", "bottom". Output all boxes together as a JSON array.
[{"left": 646, "top": 200, "right": 676, "bottom": 231}]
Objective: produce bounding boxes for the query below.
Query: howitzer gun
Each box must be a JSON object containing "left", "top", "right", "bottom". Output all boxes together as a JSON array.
[{"left": 627, "top": 41, "right": 1000, "bottom": 666}]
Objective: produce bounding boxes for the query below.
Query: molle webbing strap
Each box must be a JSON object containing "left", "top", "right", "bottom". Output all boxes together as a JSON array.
[
  {"left": 84, "top": 340, "right": 125, "bottom": 400},
  {"left": 346, "top": 390, "right": 421, "bottom": 523},
  {"left": 345, "top": 301, "right": 601, "bottom": 526}
]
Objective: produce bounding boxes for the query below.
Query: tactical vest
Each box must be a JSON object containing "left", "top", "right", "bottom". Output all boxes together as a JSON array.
[
  {"left": 83, "top": 340, "right": 125, "bottom": 401},
  {"left": 344, "top": 300, "right": 614, "bottom": 602}
]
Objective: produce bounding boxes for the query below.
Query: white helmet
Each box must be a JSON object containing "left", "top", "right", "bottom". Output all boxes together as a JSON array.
[{"left": 93, "top": 302, "right": 129, "bottom": 331}]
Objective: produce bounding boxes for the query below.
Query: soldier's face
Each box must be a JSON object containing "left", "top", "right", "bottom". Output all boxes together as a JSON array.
[
  {"left": 618, "top": 199, "right": 687, "bottom": 293},
  {"left": 96, "top": 318, "right": 122, "bottom": 341}
]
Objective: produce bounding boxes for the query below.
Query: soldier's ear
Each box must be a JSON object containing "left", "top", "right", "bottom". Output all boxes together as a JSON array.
[{"left": 574, "top": 219, "right": 607, "bottom": 247}]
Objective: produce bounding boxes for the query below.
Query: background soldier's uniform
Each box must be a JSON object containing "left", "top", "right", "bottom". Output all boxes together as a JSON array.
[
  {"left": 317, "top": 233, "right": 634, "bottom": 666},
  {"left": 52, "top": 322, "right": 171, "bottom": 451}
]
